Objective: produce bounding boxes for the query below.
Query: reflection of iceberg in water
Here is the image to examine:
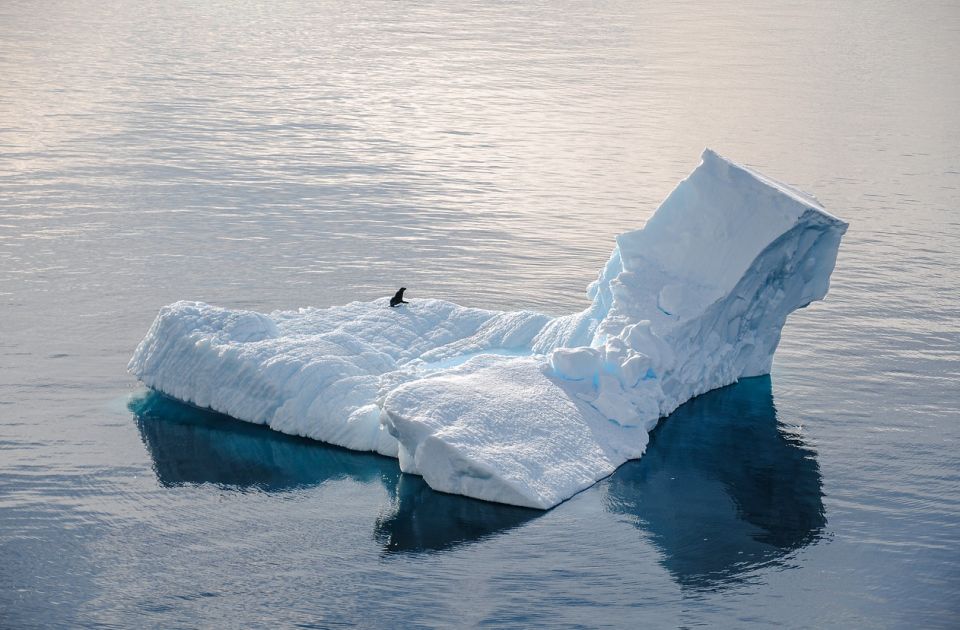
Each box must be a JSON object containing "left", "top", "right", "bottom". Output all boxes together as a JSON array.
[
  {"left": 130, "top": 391, "right": 398, "bottom": 491},
  {"left": 375, "top": 475, "right": 540, "bottom": 554},
  {"left": 603, "top": 376, "right": 825, "bottom": 588},
  {"left": 131, "top": 391, "right": 537, "bottom": 551}
]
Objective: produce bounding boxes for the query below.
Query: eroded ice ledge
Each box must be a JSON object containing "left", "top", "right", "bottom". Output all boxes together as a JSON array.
[{"left": 129, "top": 150, "right": 847, "bottom": 509}]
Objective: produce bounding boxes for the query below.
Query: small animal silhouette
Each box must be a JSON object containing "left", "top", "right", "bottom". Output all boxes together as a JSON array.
[{"left": 390, "top": 287, "right": 409, "bottom": 307}]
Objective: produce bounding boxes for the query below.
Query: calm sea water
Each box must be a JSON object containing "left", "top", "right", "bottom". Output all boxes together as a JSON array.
[{"left": 2, "top": 0, "right": 958, "bottom": 627}]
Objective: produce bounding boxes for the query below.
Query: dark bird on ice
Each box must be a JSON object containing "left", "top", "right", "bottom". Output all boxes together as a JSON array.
[{"left": 390, "top": 287, "right": 409, "bottom": 307}]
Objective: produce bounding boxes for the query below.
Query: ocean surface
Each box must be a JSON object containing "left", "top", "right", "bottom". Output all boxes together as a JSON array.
[{"left": 2, "top": 0, "right": 958, "bottom": 627}]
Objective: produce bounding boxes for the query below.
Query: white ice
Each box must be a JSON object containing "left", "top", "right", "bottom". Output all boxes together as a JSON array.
[{"left": 129, "top": 149, "right": 847, "bottom": 509}]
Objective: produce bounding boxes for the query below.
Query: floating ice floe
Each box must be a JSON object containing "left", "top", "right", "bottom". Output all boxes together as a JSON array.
[{"left": 129, "top": 150, "right": 847, "bottom": 509}]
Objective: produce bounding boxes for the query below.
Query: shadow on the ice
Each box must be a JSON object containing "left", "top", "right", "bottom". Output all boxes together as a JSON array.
[
  {"left": 130, "top": 390, "right": 540, "bottom": 551},
  {"left": 603, "top": 375, "right": 826, "bottom": 589}
]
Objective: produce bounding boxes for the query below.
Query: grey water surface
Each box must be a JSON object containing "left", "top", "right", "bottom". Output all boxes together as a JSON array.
[{"left": 2, "top": 0, "right": 959, "bottom": 627}]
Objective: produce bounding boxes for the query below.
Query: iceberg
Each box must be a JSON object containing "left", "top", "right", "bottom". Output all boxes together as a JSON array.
[{"left": 129, "top": 150, "right": 847, "bottom": 509}]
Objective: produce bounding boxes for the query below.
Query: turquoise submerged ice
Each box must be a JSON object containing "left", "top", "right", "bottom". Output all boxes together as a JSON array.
[{"left": 129, "top": 150, "right": 848, "bottom": 509}]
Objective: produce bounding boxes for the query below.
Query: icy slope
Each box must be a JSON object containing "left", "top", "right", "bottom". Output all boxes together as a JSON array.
[{"left": 129, "top": 150, "right": 847, "bottom": 509}]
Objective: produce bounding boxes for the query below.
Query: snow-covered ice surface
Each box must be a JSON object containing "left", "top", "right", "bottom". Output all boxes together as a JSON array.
[{"left": 129, "top": 150, "right": 847, "bottom": 509}]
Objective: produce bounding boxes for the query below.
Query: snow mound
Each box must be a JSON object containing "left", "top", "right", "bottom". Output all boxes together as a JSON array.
[{"left": 129, "top": 149, "right": 847, "bottom": 509}]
